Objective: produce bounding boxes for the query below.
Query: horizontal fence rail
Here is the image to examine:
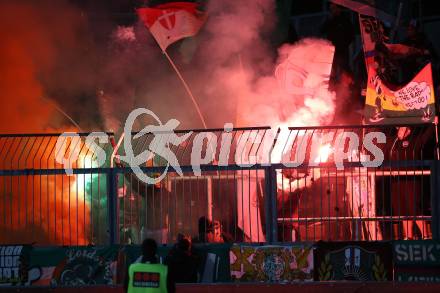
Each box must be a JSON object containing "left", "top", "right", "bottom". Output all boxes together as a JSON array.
[{"left": 0, "top": 124, "right": 438, "bottom": 245}]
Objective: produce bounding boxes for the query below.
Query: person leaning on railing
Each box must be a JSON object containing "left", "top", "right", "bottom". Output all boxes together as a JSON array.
[{"left": 165, "top": 234, "right": 200, "bottom": 284}]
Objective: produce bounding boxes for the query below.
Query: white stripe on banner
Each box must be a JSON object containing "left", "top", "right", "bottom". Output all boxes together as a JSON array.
[{"left": 201, "top": 253, "right": 217, "bottom": 283}]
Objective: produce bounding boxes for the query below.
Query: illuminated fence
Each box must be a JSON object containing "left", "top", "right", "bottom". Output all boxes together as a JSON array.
[
  {"left": 113, "top": 124, "right": 439, "bottom": 244},
  {"left": 0, "top": 133, "right": 114, "bottom": 246},
  {"left": 0, "top": 124, "right": 439, "bottom": 246},
  {"left": 275, "top": 124, "right": 437, "bottom": 242},
  {"left": 113, "top": 127, "right": 274, "bottom": 245}
]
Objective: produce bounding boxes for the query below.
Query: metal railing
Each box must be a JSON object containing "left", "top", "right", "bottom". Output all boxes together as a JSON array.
[
  {"left": 0, "top": 133, "right": 114, "bottom": 246},
  {"left": 0, "top": 124, "right": 438, "bottom": 246},
  {"left": 274, "top": 124, "right": 436, "bottom": 242}
]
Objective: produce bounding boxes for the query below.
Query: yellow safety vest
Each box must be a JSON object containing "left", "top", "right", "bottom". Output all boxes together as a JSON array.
[{"left": 128, "top": 262, "right": 168, "bottom": 293}]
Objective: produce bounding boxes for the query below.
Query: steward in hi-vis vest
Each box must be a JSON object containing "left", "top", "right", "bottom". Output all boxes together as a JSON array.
[
  {"left": 128, "top": 262, "right": 168, "bottom": 293},
  {"left": 124, "top": 238, "right": 175, "bottom": 293}
]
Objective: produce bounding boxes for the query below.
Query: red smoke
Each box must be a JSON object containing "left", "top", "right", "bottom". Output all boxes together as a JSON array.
[
  {"left": 0, "top": 3, "right": 54, "bottom": 133},
  {"left": 0, "top": 1, "right": 92, "bottom": 245}
]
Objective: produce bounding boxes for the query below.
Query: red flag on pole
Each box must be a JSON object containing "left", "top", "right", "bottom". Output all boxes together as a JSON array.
[
  {"left": 137, "top": 2, "right": 206, "bottom": 51},
  {"left": 137, "top": 2, "right": 209, "bottom": 128}
]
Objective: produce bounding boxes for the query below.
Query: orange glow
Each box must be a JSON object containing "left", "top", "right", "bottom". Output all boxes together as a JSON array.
[{"left": 0, "top": 139, "right": 92, "bottom": 246}]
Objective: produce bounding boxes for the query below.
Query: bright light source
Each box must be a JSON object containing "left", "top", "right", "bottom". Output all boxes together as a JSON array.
[
  {"left": 75, "top": 155, "right": 95, "bottom": 193},
  {"left": 314, "top": 143, "right": 332, "bottom": 163}
]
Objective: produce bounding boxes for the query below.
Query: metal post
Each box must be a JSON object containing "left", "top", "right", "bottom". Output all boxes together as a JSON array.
[
  {"left": 390, "top": 2, "right": 403, "bottom": 42},
  {"left": 264, "top": 166, "right": 278, "bottom": 243},
  {"left": 107, "top": 168, "right": 118, "bottom": 245},
  {"left": 207, "top": 176, "right": 213, "bottom": 221},
  {"left": 434, "top": 116, "right": 439, "bottom": 160},
  {"left": 430, "top": 161, "right": 440, "bottom": 240}
]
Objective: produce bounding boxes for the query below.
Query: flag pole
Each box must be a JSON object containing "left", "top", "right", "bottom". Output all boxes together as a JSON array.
[
  {"left": 41, "top": 96, "right": 83, "bottom": 132},
  {"left": 162, "top": 49, "right": 218, "bottom": 175},
  {"left": 162, "top": 50, "right": 215, "bottom": 219},
  {"left": 162, "top": 50, "right": 208, "bottom": 129}
]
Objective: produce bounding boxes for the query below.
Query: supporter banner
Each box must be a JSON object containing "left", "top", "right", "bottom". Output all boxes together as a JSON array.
[
  {"left": 123, "top": 243, "right": 232, "bottom": 283},
  {"left": 2, "top": 244, "right": 231, "bottom": 286},
  {"left": 28, "top": 246, "right": 119, "bottom": 286},
  {"left": 394, "top": 240, "right": 440, "bottom": 283},
  {"left": 395, "top": 267, "right": 440, "bottom": 282},
  {"left": 364, "top": 63, "right": 435, "bottom": 124},
  {"left": 394, "top": 240, "right": 440, "bottom": 267},
  {"left": 0, "top": 245, "right": 32, "bottom": 286},
  {"left": 314, "top": 241, "right": 392, "bottom": 281},
  {"left": 229, "top": 244, "right": 313, "bottom": 282}
]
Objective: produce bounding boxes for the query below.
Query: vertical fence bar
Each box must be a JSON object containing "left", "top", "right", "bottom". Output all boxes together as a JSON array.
[
  {"left": 264, "top": 166, "right": 277, "bottom": 243},
  {"left": 107, "top": 168, "right": 118, "bottom": 245},
  {"left": 430, "top": 161, "right": 440, "bottom": 240}
]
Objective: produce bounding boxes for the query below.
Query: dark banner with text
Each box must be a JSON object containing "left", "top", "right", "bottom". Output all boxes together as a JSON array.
[{"left": 394, "top": 240, "right": 440, "bottom": 282}]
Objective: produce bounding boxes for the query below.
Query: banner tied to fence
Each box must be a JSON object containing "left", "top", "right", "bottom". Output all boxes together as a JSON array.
[
  {"left": 0, "top": 245, "right": 32, "bottom": 285},
  {"left": 314, "top": 241, "right": 392, "bottom": 281},
  {"left": 229, "top": 244, "right": 313, "bottom": 282}
]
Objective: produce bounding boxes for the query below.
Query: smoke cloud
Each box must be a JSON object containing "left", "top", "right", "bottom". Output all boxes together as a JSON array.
[
  {"left": 0, "top": 0, "right": 97, "bottom": 244},
  {"left": 0, "top": 1, "right": 54, "bottom": 133},
  {"left": 101, "top": 0, "right": 336, "bottom": 131},
  {"left": 1, "top": 0, "right": 340, "bottom": 132},
  {"left": 0, "top": 0, "right": 103, "bottom": 133},
  {"left": 0, "top": 0, "right": 342, "bottom": 245}
]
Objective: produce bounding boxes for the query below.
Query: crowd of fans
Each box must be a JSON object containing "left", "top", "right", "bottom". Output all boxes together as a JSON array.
[{"left": 124, "top": 216, "right": 233, "bottom": 292}]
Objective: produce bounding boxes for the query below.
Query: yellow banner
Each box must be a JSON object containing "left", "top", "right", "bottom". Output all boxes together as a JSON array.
[{"left": 365, "top": 63, "right": 435, "bottom": 123}]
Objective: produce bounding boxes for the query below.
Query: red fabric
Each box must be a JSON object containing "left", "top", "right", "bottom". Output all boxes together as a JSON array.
[{"left": 137, "top": 2, "right": 199, "bottom": 28}]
